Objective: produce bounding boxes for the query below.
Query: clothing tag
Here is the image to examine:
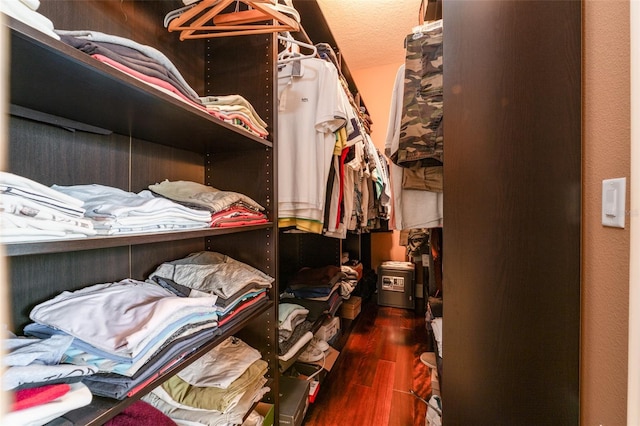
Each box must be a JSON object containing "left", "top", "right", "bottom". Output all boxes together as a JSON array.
[
  {"left": 279, "top": 91, "right": 286, "bottom": 111},
  {"left": 291, "top": 60, "right": 302, "bottom": 77}
]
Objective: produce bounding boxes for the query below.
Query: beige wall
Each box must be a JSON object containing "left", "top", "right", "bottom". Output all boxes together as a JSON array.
[
  {"left": 583, "top": 1, "right": 631, "bottom": 424},
  {"left": 629, "top": 2, "right": 640, "bottom": 422},
  {"left": 353, "top": 2, "right": 633, "bottom": 423}
]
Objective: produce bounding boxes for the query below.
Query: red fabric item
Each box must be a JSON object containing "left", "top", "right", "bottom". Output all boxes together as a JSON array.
[
  {"left": 90, "top": 54, "right": 207, "bottom": 113},
  {"left": 210, "top": 205, "right": 268, "bottom": 228},
  {"left": 217, "top": 292, "right": 268, "bottom": 326},
  {"left": 105, "top": 400, "right": 177, "bottom": 426},
  {"left": 337, "top": 147, "right": 349, "bottom": 228},
  {"left": 12, "top": 383, "right": 71, "bottom": 411}
]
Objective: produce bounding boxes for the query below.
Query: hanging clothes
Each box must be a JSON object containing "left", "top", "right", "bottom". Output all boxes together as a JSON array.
[
  {"left": 277, "top": 39, "right": 389, "bottom": 236},
  {"left": 393, "top": 20, "right": 444, "bottom": 168},
  {"left": 385, "top": 64, "right": 443, "bottom": 230},
  {"left": 277, "top": 57, "right": 348, "bottom": 233}
]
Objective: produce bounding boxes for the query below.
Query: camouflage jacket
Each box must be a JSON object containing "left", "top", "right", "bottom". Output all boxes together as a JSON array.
[{"left": 394, "top": 23, "right": 443, "bottom": 168}]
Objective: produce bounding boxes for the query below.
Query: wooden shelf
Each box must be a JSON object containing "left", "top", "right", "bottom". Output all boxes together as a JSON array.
[
  {"left": 4, "top": 223, "right": 274, "bottom": 256},
  {"left": 59, "top": 300, "right": 274, "bottom": 426},
  {"left": 7, "top": 17, "right": 272, "bottom": 155}
]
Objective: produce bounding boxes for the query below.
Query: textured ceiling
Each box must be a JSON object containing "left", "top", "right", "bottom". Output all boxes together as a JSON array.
[{"left": 316, "top": 0, "right": 421, "bottom": 71}]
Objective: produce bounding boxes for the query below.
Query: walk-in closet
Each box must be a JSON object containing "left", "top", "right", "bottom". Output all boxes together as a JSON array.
[{"left": 1, "top": 0, "right": 634, "bottom": 425}]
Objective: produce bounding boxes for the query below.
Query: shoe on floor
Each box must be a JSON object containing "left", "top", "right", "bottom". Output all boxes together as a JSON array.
[
  {"left": 310, "top": 336, "right": 330, "bottom": 352},
  {"left": 420, "top": 352, "right": 437, "bottom": 369},
  {"left": 426, "top": 394, "right": 442, "bottom": 426},
  {"left": 298, "top": 344, "right": 324, "bottom": 363}
]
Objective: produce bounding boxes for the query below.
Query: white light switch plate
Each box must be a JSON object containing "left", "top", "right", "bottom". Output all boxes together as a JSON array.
[{"left": 602, "top": 177, "right": 626, "bottom": 228}]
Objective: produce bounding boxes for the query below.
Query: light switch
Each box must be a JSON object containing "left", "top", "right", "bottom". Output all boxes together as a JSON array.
[{"left": 602, "top": 178, "right": 626, "bottom": 228}]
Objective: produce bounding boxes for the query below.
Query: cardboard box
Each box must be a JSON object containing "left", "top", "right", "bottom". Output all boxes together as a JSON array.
[
  {"left": 314, "top": 315, "right": 340, "bottom": 341},
  {"left": 304, "top": 346, "right": 340, "bottom": 372},
  {"left": 279, "top": 376, "right": 310, "bottom": 426},
  {"left": 339, "top": 296, "right": 362, "bottom": 319},
  {"left": 326, "top": 327, "right": 342, "bottom": 347},
  {"left": 294, "top": 362, "right": 326, "bottom": 382},
  {"left": 293, "top": 346, "right": 339, "bottom": 405},
  {"left": 255, "top": 402, "right": 274, "bottom": 426}
]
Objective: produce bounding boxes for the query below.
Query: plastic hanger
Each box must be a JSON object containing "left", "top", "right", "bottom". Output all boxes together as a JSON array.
[
  {"left": 263, "top": 0, "right": 300, "bottom": 24},
  {"left": 167, "top": 0, "right": 300, "bottom": 40},
  {"left": 277, "top": 32, "right": 317, "bottom": 65}
]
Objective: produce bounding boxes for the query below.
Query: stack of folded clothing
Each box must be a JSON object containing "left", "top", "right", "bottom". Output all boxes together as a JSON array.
[
  {"left": 148, "top": 251, "right": 274, "bottom": 328},
  {"left": 23, "top": 278, "right": 220, "bottom": 400},
  {"left": 0, "top": 172, "right": 97, "bottom": 242},
  {"left": 2, "top": 332, "right": 95, "bottom": 425},
  {"left": 285, "top": 265, "right": 346, "bottom": 300},
  {"left": 279, "top": 298, "right": 330, "bottom": 324},
  {"left": 6, "top": 383, "right": 94, "bottom": 425},
  {"left": 278, "top": 303, "right": 309, "bottom": 345},
  {"left": 0, "top": 0, "right": 60, "bottom": 40},
  {"left": 340, "top": 264, "right": 360, "bottom": 299},
  {"left": 277, "top": 301, "right": 331, "bottom": 365},
  {"left": 142, "top": 336, "right": 270, "bottom": 425},
  {"left": 55, "top": 30, "right": 268, "bottom": 138},
  {"left": 21, "top": 251, "right": 273, "bottom": 401},
  {"left": 57, "top": 30, "right": 206, "bottom": 112},
  {"left": 52, "top": 183, "right": 212, "bottom": 235},
  {"left": 281, "top": 265, "right": 350, "bottom": 317},
  {"left": 149, "top": 180, "right": 268, "bottom": 228},
  {"left": 277, "top": 302, "right": 313, "bottom": 363},
  {"left": 279, "top": 265, "right": 357, "bottom": 366},
  {"left": 199, "top": 95, "right": 269, "bottom": 139}
]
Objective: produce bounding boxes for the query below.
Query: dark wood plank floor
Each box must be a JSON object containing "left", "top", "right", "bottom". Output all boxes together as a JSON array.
[{"left": 303, "top": 298, "right": 432, "bottom": 426}]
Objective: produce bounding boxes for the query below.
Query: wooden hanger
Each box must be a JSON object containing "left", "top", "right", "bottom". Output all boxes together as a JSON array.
[
  {"left": 419, "top": 0, "right": 429, "bottom": 26},
  {"left": 419, "top": 0, "right": 442, "bottom": 24},
  {"left": 168, "top": 0, "right": 300, "bottom": 40},
  {"left": 413, "top": 0, "right": 442, "bottom": 34}
]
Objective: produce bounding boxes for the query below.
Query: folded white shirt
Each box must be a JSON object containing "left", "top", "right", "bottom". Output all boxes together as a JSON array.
[
  {"left": 52, "top": 184, "right": 211, "bottom": 221},
  {"left": 0, "top": 0, "right": 60, "bottom": 40},
  {"left": 1, "top": 172, "right": 85, "bottom": 217},
  {"left": 1, "top": 211, "right": 97, "bottom": 237},
  {"left": 29, "top": 279, "right": 217, "bottom": 357}
]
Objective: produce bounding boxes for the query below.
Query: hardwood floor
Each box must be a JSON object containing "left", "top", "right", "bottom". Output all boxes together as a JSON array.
[{"left": 303, "top": 297, "right": 432, "bottom": 426}]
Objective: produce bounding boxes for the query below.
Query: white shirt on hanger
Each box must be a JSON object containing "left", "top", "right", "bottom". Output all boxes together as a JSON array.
[
  {"left": 385, "top": 64, "right": 443, "bottom": 230},
  {"left": 277, "top": 57, "right": 347, "bottom": 227}
]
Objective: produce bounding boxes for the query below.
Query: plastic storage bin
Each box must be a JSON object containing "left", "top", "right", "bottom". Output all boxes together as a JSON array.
[{"left": 377, "top": 261, "right": 415, "bottom": 309}]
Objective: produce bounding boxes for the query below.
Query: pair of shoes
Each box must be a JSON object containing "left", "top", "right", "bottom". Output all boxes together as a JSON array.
[
  {"left": 426, "top": 394, "right": 442, "bottom": 426},
  {"left": 298, "top": 344, "right": 324, "bottom": 363},
  {"left": 420, "top": 352, "right": 437, "bottom": 369},
  {"left": 310, "top": 336, "right": 329, "bottom": 352}
]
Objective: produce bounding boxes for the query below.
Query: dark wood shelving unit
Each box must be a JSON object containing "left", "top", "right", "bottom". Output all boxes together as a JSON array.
[{"left": 5, "top": 1, "right": 280, "bottom": 424}]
